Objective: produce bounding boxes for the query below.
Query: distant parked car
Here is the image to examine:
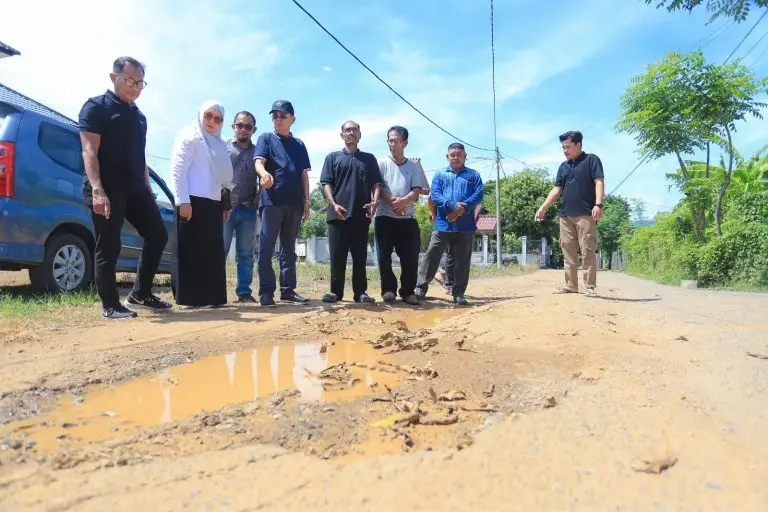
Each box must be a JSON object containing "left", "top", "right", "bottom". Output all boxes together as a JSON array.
[{"left": 0, "top": 83, "right": 176, "bottom": 293}]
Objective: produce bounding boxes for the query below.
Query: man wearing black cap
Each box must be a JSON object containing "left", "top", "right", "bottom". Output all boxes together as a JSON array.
[{"left": 253, "top": 100, "right": 311, "bottom": 306}]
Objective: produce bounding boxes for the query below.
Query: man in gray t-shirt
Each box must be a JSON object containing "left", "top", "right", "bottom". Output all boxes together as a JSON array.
[{"left": 374, "top": 125, "right": 423, "bottom": 305}]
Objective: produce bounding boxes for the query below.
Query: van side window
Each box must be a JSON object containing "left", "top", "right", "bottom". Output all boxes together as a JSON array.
[{"left": 37, "top": 122, "right": 84, "bottom": 173}]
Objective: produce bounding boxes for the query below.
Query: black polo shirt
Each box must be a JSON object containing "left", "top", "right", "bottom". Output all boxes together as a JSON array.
[
  {"left": 555, "top": 152, "right": 604, "bottom": 217},
  {"left": 320, "top": 148, "right": 384, "bottom": 222},
  {"left": 78, "top": 90, "right": 147, "bottom": 192}
]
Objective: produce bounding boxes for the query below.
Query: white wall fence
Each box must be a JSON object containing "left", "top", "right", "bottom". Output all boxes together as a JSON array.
[{"left": 301, "top": 235, "right": 550, "bottom": 268}]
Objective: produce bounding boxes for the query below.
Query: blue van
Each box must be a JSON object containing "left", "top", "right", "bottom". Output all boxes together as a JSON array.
[{"left": 0, "top": 83, "right": 176, "bottom": 293}]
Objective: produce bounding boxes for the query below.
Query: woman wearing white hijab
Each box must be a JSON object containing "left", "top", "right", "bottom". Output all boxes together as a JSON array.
[{"left": 170, "top": 100, "right": 234, "bottom": 307}]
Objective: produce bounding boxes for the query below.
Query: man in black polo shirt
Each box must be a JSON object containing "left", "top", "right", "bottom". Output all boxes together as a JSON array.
[
  {"left": 79, "top": 56, "right": 171, "bottom": 319},
  {"left": 535, "top": 130, "right": 604, "bottom": 296},
  {"left": 319, "top": 121, "right": 384, "bottom": 304}
]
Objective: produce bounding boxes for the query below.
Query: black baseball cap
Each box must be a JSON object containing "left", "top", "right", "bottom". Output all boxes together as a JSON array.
[{"left": 269, "top": 100, "right": 294, "bottom": 115}]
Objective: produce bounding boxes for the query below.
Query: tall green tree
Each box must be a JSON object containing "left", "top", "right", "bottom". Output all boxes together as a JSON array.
[
  {"left": 616, "top": 51, "right": 711, "bottom": 181},
  {"left": 596, "top": 195, "right": 631, "bottom": 268},
  {"left": 483, "top": 168, "right": 558, "bottom": 241},
  {"left": 616, "top": 50, "right": 767, "bottom": 236},
  {"left": 644, "top": 0, "right": 768, "bottom": 23},
  {"left": 695, "top": 61, "right": 768, "bottom": 235}
]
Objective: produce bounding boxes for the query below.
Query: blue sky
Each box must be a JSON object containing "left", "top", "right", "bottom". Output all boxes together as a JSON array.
[{"left": 1, "top": 0, "right": 767, "bottom": 217}]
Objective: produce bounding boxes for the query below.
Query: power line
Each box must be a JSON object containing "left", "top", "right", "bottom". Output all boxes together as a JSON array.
[
  {"left": 604, "top": 17, "right": 760, "bottom": 195},
  {"left": 290, "top": 0, "right": 495, "bottom": 152},
  {"left": 723, "top": 9, "right": 767, "bottom": 64},
  {"left": 741, "top": 28, "right": 768, "bottom": 60},
  {"left": 609, "top": 154, "right": 651, "bottom": 195},
  {"left": 749, "top": 38, "right": 768, "bottom": 65},
  {"left": 518, "top": 18, "right": 737, "bottom": 163}
]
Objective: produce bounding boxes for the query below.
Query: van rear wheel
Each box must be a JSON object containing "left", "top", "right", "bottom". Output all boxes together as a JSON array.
[{"left": 29, "top": 233, "right": 93, "bottom": 293}]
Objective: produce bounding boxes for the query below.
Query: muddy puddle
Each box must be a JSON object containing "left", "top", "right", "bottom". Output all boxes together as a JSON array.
[{"left": 1, "top": 338, "right": 401, "bottom": 453}]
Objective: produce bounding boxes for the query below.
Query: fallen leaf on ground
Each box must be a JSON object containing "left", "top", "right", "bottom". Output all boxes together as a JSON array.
[
  {"left": 420, "top": 414, "right": 459, "bottom": 426},
  {"left": 747, "top": 351, "right": 768, "bottom": 360},
  {"left": 633, "top": 449, "right": 678, "bottom": 474},
  {"left": 543, "top": 396, "right": 557, "bottom": 408},
  {"left": 460, "top": 404, "right": 498, "bottom": 413},
  {"left": 675, "top": 335, "right": 689, "bottom": 342},
  {"left": 428, "top": 387, "right": 438, "bottom": 403},
  {"left": 482, "top": 384, "right": 495, "bottom": 398},
  {"left": 393, "top": 320, "right": 409, "bottom": 332},
  {"left": 439, "top": 390, "right": 467, "bottom": 402},
  {"left": 456, "top": 436, "right": 474, "bottom": 450}
]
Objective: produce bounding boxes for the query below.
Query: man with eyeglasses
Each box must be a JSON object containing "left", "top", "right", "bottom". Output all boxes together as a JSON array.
[
  {"left": 224, "top": 111, "right": 259, "bottom": 303},
  {"left": 79, "top": 56, "right": 172, "bottom": 319},
  {"left": 253, "top": 100, "right": 311, "bottom": 306}
]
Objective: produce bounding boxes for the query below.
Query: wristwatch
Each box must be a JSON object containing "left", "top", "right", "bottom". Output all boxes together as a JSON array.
[{"left": 595, "top": 203, "right": 603, "bottom": 208}]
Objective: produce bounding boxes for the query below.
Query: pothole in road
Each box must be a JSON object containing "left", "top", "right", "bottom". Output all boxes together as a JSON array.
[
  {"left": 0, "top": 305, "right": 582, "bottom": 468},
  {"left": 1, "top": 338, "right": 399, "bottom": 454}
]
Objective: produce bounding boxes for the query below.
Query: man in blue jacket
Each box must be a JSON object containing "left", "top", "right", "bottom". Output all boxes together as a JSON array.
[{"left": 414, "top": 142, "right": 483, "bottom": 306}]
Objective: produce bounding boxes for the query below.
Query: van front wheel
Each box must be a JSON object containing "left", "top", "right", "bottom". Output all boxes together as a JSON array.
[{"left": 29, "top": 233, "right": 93, "bottom": 293}]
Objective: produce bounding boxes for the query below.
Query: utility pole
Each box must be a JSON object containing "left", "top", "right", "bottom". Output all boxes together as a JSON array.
[{"left": 494, "top": 147, "right": 502, "bottom": 268}]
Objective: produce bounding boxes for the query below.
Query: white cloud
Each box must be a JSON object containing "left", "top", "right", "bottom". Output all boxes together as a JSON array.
[
  {"left": 501, "top": 120, "right": 567, "bottom": 146},
  {"left": 322, "top": 66, "right": 332, "bottom": 72},
  {"left": 0, "top": 0, "right": 279, "bottom": 178}
]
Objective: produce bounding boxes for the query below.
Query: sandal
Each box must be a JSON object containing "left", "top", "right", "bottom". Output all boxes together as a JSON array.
[{"left": 553, "top": 287, "right": 578, "bottom": 294}]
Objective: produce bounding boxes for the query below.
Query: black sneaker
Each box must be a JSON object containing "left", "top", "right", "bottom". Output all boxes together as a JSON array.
[
  {"left": 125, "top": 293, "right": 172, "bottom": 311},
  {"left": 260, "top": 295, "right": 276, "bottom": 307},
  {"left": 237, "top": 294, "right": 257, "bottom": 303},
  {"left": 321, "top": 293, "right": 338, "bottom": 304},
  {"left": 280, "top": 292, "right": 309, "bottom": 304},
  {"left": 453, "top": 296, "right": 469, "bottom": 306},
  {"left": 103, "top": 305, "right": 138, "bottom": 319},
  {"left": 354, "top": 293, "right": 375, "bottom": 304}
]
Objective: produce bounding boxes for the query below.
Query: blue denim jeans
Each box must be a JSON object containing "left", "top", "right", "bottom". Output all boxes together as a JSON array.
[
  {"left": 257, "top": 205, "right": 303, "bottom": 298},
  {"left": 223, "top": 205, "right": 258, "bottom": 297}
]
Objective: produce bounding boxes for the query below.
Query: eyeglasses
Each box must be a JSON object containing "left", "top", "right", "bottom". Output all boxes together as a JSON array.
[
  {"left": 204, "top": 112, "right": 223, "bottom": 124},
  {"left": 120, "top": 76, "right": 148, "bottom": 90},
  {"left": 272, "top": 113, "right": 289, "bottom": 120},
  {"left": 235, "top": 123, "right": 254, "bottom": 130}
]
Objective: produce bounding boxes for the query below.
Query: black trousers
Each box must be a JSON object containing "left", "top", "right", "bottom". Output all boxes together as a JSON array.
[
  {"left": 374, "top": 216, "right": 421, "bottom": 298},
  {"left": 417, "top": 231, "right": 474, "bottom": 298},
  {"left": 328, "top": 216, "right": 370, "bottom": 301},
  {"left": 175, "top": 196, "right": 227, "bottom": 306},
  {"left": 87, "top": 183, "right": 168, "bottom": 309}
]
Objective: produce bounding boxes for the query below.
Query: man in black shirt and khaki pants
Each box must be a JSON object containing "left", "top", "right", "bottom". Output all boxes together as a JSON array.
[{"left": 535, "top": 131, "right": 604, "bottom": 296}]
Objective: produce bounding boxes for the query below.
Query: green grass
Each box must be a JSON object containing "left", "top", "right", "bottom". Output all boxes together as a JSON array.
[{"left": 0, "top": 289, "right": 99, "bottom": 318}]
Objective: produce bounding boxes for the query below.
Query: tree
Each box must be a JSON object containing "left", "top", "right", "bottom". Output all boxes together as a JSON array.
[
  {"left": 695, "top": 61, "right": 768, "bottom": 235},
  {"left": 300, "top": 211, "right": 327, "bottom": 239},
  {"left": 483, "top": 168, "right": 559, "bottom": 241},
  {"left": 629, "top": 198, "right": 647, "bottom": 222},
  {"left": 616, "top": 51, "right": 712, "bottom": 181},
  {"left": 299, "top": 182, "right": 330, "bottom": 239},
  {"left": 596, "top": 195, "right": 631, "bottom": 268},
  {"left": 413, "top": 199, "right": 434, "bottom": 248},
  {"left": 644, "top": 0, "right": 768, "bottom": 23},
  {"left": 616, "top": 50, "right": 768, "bottom": 236}
]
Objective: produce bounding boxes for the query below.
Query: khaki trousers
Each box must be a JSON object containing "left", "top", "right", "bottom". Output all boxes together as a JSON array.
[{"left": 559, "top": 215, "right": 597, "bottom": 291}]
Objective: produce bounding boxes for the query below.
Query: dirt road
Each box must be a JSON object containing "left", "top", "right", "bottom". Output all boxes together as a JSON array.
[{"left": 1, "top": 270, "right": 766, "bottom": 510}]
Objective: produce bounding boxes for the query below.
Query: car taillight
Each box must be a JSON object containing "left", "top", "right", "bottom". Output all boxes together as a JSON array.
[{"left": 0, "top": 141, "right": 15, "bottom": 198}]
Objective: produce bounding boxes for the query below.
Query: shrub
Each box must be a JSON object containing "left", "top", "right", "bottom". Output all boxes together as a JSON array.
[{"left": 697, "top": 224, "right": 768, "bottom": 288}]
